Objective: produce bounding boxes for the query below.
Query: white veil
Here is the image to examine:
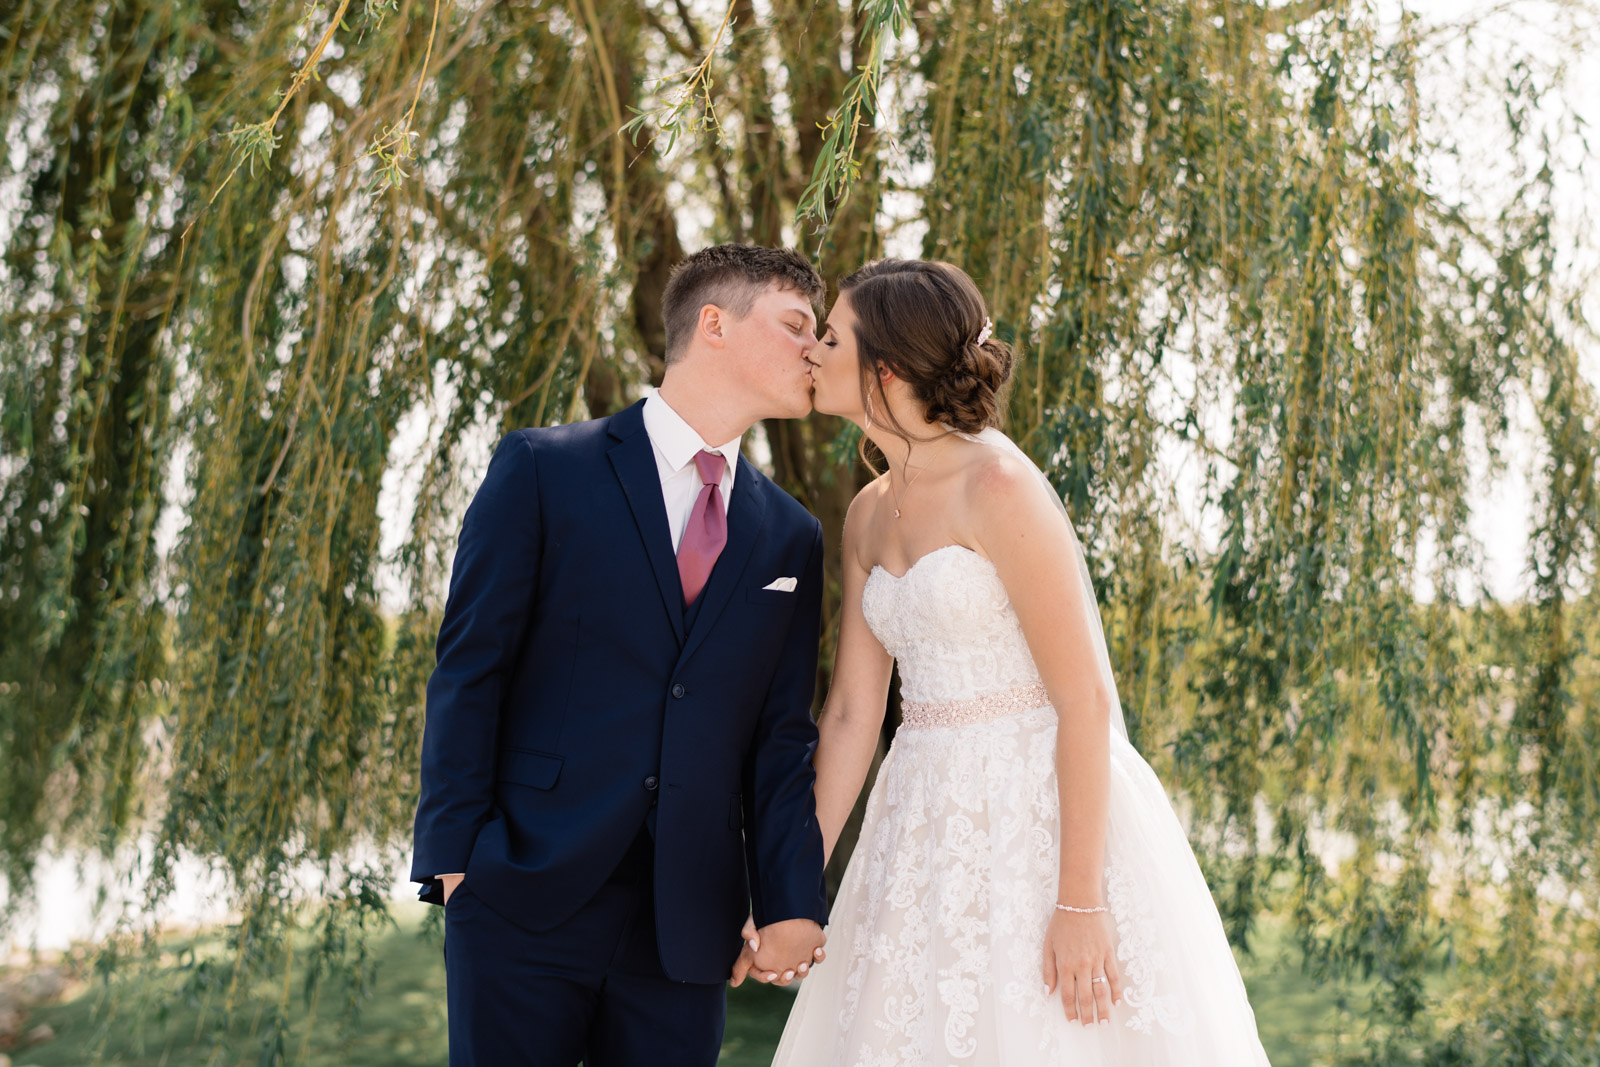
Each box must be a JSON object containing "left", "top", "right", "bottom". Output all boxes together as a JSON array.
[{"left": 955, "top": 426, "right": 1132, "bottom": 743}]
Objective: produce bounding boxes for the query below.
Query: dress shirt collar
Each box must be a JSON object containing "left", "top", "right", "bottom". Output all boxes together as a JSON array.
[{"left": 642, "top": 392, "right": 743, "bottom": 486}]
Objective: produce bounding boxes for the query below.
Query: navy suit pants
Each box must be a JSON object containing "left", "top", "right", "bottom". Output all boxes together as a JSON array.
[{"left": 444, "top": 826, "right": 727, "bottom": 1066}]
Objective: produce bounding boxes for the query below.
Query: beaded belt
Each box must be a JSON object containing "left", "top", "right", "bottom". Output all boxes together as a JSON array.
[{"left": 898, "top": 682, "right": 1051, "bottom": 730}]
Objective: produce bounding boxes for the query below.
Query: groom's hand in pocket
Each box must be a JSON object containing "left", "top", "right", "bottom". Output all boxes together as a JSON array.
[
  {"left": 743, "top": 917, "right": 826, "bottom": 987},
  {"left": 439, "top": 874, "right": 464, "bottom": 904}
]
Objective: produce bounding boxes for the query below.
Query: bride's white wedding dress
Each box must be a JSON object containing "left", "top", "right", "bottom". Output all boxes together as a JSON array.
[{"left": 771, "top": 540, "right": 1272, "bottom": 1065}]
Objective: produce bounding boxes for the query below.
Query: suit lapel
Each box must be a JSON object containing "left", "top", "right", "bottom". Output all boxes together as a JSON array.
[
  {"left": 679, "top": 454, "right": 768, "bottom": 665},
  {"left": 607, "top": 402, "right": 686, "bottom": 645}
]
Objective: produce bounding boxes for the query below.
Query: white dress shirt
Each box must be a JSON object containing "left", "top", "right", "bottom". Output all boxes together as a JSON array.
[
  {"left": 641, "top": 391, "right": 742, "bottom": 552},
  {"left": 432, "top": 396, "right": 742, "bottom": 882}
]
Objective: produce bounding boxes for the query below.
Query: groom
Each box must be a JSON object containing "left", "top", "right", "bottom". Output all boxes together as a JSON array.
[{"left": 411, "top": 245, "right": 831, "bottom": 1065}]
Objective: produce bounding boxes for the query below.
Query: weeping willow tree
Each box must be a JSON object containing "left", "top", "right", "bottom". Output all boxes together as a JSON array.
[{"left": 2, "top": 0, "right": 1597, "bottom": 1061}]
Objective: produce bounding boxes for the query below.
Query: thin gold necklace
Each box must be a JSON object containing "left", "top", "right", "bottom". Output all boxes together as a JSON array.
[{"left": 891, "top": 432, "right": 956, "bottom": 519}]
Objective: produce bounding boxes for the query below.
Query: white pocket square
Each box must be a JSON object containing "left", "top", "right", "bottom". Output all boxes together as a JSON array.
[{"left": 762, "top": 577, "right": 798, "bottom": 592}]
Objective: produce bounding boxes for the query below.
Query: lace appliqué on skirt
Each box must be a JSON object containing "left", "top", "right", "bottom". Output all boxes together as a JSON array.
[{"left": 1105, "top": 856, "right": 1196, "bottom": 1036}]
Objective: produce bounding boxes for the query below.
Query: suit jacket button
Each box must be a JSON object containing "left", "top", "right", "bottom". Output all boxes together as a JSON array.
[
  {"left": 643, "top": 776, "right": 659, "bottom": 791},
  {"left": 671, "top": 683, "right": 685, "bottom": 698}
]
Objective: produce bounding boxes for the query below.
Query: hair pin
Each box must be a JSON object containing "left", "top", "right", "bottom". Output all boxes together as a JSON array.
[{"left": 976, "top": 316, "right": 994, "bottom": 346}]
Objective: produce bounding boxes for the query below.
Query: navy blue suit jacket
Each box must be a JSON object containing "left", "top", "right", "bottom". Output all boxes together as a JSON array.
[{"left": 410, "top": 399, "right": 830, "bottom": 984}]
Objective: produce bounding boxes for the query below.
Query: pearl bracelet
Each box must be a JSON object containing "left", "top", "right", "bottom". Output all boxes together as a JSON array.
[{"left": 1054, "top": 903, "right": 1108, "bottom": 914}]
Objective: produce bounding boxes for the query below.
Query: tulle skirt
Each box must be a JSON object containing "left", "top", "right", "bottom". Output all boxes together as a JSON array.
[{"left": 771, "top": 705, "right": 1272, "bottom": 1066}]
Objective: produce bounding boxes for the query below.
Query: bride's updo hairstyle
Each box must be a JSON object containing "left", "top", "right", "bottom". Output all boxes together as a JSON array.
[{"left": 839, "top": 259, "right": 1014, "bottom": 437}]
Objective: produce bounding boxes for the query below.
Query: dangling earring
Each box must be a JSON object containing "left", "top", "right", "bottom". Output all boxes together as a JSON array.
[{"left": 865, "top": 388, "right": 876, "bottom": 430}]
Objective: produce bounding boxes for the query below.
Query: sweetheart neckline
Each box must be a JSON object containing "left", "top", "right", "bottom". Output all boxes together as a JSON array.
[{"left": 868, "top": 543, "right": 994, "bottom": 582}]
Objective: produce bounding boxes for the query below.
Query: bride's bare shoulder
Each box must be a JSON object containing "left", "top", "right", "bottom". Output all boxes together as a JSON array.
[
  {"left": 960, "top": 439, "right": 1038, "bottom": 501},
  {"left": 841, "top": 475, "right": 891, "bottom": 570},
  {"left": 958, "top": 440, "right": 1058, "bottom": 542},
  {"left": 848, "top": 473, "right": 892, "bottom": 519}
]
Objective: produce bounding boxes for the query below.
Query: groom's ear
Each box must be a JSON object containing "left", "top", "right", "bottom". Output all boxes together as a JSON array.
[{"left": 698, "top": 303, "right": 728, "bottom": 349}]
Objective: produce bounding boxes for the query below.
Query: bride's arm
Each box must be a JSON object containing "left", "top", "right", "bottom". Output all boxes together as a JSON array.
[
  {"left": 967, "top": 451, "right": 1123, "bottom": 1022},
  {"left": 969, "top": 453, "right": 1112, "bottom": 897},
  {"left": 813, "top": 487, "right": 896, "bottom": 866}
]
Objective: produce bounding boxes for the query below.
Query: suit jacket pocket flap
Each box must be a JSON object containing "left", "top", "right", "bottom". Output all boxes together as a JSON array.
[{"left": 497, "top": 748, "right": 563, "bottom": 790}]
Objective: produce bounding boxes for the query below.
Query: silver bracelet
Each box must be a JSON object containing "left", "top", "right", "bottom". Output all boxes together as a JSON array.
[{"left": 1054, "top": 903, "right": 1108, "bottom": 914}]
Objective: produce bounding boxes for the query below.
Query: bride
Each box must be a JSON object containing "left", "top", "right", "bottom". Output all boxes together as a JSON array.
[{"left": 745, "top": 259, "right": 1272, "bottom": 1064}]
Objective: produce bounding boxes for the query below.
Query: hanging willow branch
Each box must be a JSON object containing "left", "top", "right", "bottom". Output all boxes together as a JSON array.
[
  {"left": 189, "top": 0, "right": 361, "bottom": 240},
  {"left": 792, "top": 0, "right": 910, "bottom": 227},
  {"left": 620, "top": 0, "right": 737, "bottom": 152}
]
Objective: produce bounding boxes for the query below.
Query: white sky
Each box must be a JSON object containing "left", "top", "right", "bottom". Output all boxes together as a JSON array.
[{"left": 1402, "top": 0, "right": 1598, "bottom": 602}]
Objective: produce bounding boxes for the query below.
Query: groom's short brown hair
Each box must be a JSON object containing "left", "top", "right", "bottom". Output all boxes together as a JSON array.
[{"left": 662, "top": 245, "right": 824, "bottom": 364}]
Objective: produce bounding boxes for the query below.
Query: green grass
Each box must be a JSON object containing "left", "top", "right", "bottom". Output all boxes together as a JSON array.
[{"left": 8, "top": 904, "right": 1441, "bottom": 1066}]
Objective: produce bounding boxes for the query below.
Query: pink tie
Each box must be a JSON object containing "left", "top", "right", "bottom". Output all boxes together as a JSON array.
[{"left": 678, "top": 450, "right": 728, "bottom": 606}]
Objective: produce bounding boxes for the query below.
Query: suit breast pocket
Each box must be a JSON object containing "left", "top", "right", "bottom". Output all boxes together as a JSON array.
[{"left": 745, "top": 587, "right": 797, "bottom": 608}]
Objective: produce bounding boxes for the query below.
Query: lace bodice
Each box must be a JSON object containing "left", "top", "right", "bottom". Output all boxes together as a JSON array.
[{"left": 861, "top": 544, "right": 1043, "bottom": 705}]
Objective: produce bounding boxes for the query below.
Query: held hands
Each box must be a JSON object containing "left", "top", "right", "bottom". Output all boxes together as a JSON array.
[
  {"left": 729, "top": 915, "right": 826, "bottom": 988},
  {"left": 1042, "top": 908, "right": 1125, "bottom": 1026}
]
